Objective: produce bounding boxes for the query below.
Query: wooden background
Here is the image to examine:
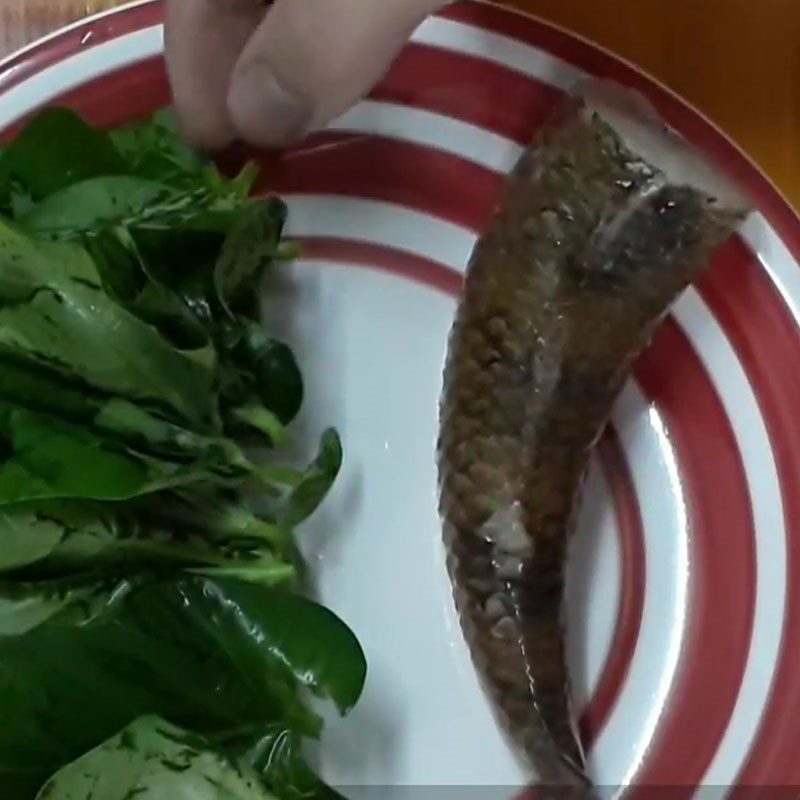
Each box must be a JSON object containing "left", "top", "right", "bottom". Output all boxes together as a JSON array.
[{"left": 3, "top": 0, "right": 799, "bottom": 208}]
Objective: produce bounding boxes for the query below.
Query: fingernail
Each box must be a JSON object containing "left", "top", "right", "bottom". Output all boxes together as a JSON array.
[{"left": 228, "top": 63, "right": 313, "bottom": 147}]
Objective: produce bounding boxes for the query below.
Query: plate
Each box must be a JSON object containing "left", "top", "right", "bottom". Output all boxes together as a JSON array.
[{"left": 2, "top": 1, "right": 799, "bottom": 795}]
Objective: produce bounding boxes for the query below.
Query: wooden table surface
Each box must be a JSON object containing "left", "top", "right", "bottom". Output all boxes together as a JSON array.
[{"left": 3, "top": 0, "right": 799, "bottom": 208}]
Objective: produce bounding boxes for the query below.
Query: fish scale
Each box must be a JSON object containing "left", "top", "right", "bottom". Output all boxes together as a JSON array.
[{"left": 437, "top": 92, "right": 746, "bottom": 794}]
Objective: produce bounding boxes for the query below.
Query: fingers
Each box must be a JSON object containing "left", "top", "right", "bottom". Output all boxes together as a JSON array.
[
  {"left": 227, "top": 0, "right": 448, "bottom": 147},
  {"left": 165, "top": 0, "right": 264, "bottom": 148},
  {"left": 166, "top": 0, "right": 447, "bottom": 149}
]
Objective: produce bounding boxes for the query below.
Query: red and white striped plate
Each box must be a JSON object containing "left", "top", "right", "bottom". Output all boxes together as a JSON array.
[{"left": 3, "top": 1, "right": 799, "bottom": 795}]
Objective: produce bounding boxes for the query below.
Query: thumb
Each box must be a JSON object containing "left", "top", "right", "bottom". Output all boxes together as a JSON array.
[{"left": 228, "top": 0, "right": 447, "bottom": 147}]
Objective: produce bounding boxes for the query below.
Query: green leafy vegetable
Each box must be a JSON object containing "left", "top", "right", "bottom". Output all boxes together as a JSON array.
[
  {"left": 279, "top": 430, "right": 344, "bottom": 528},
  {"left": 0, "top": 105, "right": 361, "bottom": 800},
  {"left": 0, "top": 506, "right": 64, "bottom": 570},
  {"left": 0, "top": 407, "right": 205, "bottom": 505},
  {"left": 22, "top": 176, "right": 180, "bottom": 238},
  {"left": 0, "top": 109, "right": 125, "bottom": 199},
  {"left": 245, "top": 726, "right": 347, "bottom": 800},
  {"left": 0, "top": 579, "right": 364, "bottom": 800},
  {"left": 215, "top": 198, "right": 287, "bottom": 315},
  {"left": 224, "top": 319, "right": 305, "bottom": 426},
  {"left": 86, "top": 226, "right": 211, "bottom": 350},
  {"left": 195, "top": 579, "right": 366, "bottom": 714},
  {"left": 0, "top": 586, "right": 79, "bottom": 636},
  {"left": 111, "top": 109, "right": 211, "bottom": 184},
  {"left": 0, "top": 217, "right": 217, "bottom": 427},
  {"left": 0, "top": 579, "right": 129, "bottom": 637},
  {"left": 35, "top": 716, "right": 277, "bottom": 800}
]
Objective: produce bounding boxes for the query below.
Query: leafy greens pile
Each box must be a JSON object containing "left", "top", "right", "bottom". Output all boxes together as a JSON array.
[{"left": 0, "top": 108, "right": 365, "bottom": 800}]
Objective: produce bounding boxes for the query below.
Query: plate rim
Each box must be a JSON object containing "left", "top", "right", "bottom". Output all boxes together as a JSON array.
[{"left": 0, "top": 0, "right": 155, "bottom": 73}]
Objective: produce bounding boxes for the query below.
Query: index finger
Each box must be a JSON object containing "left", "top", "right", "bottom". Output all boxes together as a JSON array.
[{"left": 165, "top": 0, "right": 264, "bottom": 149}]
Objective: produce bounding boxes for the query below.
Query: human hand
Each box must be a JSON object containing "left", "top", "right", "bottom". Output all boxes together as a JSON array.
[{"left": 165, "top": 0, "right": 447, "bottom": 149}]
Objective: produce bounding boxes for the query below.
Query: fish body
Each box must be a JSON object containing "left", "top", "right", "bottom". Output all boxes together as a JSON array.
[{"left": 437, "top": 88, "right": 746, "bottom": 791}]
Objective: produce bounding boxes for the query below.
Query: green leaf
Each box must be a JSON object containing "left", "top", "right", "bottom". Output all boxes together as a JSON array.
[
  {"left": 0, "top": 408, "right": 207, "bottom": 505},
  {"left": 23, "top": 177, "right": 251, "bottom": 251},
  {"left": 215, "top": 198, "right": 287, "bottom": 316},
  {"left": 92, "top": 399, "right": 248, "bottom": 471},
  {"left": 0, "top": 408, "right": 155, "bottom": 504},
  {"left": 39, "top": 541, "right": 296, "bottom": 590},
  {"left": 0, "top": 579, "right": 314, "bottom": 800},
  {"left": 0, "top": 180, "right": 36, "bottom": 219},
  {"left": 0, "top": 359, "right": 250, "bottom": 478},
  {"left": 0, "top": 218, "right": 217, "bottom": 428},
  {"left": 229, "top": 405, "right": 286, "bottom": 446},
  {"left": 109, "top": 110, "right": 258, "bottom": 205},
  {"left": 0, "top": 579, "right": 129, "bottom": 637},
  {"left": 111, "top": 108, "right": 211, "bottom": 185},
  {"left": 0, "top": 587, "right": 73, "bottom": 636},
  {"left": 0, "top": 109, "right": 126, "bottom": 199},
  {"left": 278, "top": 430, "right": 343, "bottom": 528},
  {"left": 21, "top": 177, "right": 177, "bottom": 239},
  {"left": 202, "top": 579, "right": 366, "bottom": 715},
  {"left": 0, "top": 506, "right": 64, "bottom": 571},
  {"left": 7, "top": 501, "right": 127, "bottom": 569},
  {"left": 85, "top": 226, "right": 211, "bottom": 351},
  {"left": 225, "top": 319, "right": 304, "bottom": 425},
  {"left": 0, "top": 499, "right": 295, "bottom": 588},
  {"left": 0, "top": 505, "right": 296, "bottom": 608},
  {"left": 244, "top": 726, "right": 346, "bottom": 800},
  {"left": 35, "top": 716, "right": 277, "bottom": 800},
  {"left": 145, "top": 496, "right": 289, "bottom": 548}
]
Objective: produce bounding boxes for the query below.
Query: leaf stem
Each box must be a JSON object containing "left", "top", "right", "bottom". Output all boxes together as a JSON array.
[{"left": 230, "top": 405, "right": 285, "bottom": 446}]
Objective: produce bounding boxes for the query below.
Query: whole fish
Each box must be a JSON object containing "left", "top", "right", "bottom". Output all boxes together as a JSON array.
[{"left": 437, "top": 84, "right": 747, "bottom": 791}]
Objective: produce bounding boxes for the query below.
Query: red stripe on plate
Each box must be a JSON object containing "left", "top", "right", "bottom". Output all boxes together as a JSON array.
[
  {"left": 696, "top": 237, "right": 799, "bottom": 787},
  {"left": 583, "top": 430, "right": 647, "bottom": 749},
  {"left": 372, "top": 43, "right": 562, "bottom": 143},
  {"left": 630, "top": 319, "right": 756, "bottom": 793},
  {"left": 270, "top": 135, "right": 502, "bottom": 233},
  {"left": 294, "top": 237, "right": 463, "bottom": 297},
  {"left": 0, "top": 56, "right": 169, "bottom": 139}
]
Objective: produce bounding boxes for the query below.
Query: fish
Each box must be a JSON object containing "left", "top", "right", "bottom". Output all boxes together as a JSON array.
[{"left": 437, "top": 82, "right": 748, "bottom": 792}]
